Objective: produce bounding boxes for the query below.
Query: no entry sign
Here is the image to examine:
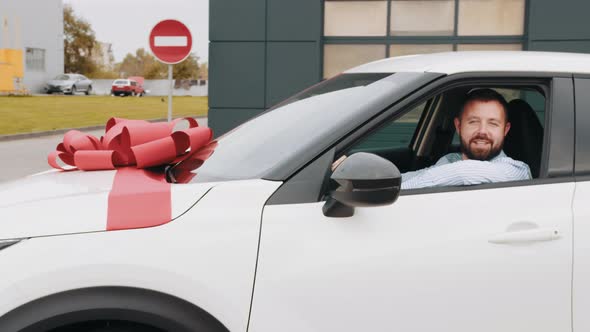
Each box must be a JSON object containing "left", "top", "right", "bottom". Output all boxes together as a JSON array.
[{"left": 149, "top": 19, "right": 193, "bottom": 64}]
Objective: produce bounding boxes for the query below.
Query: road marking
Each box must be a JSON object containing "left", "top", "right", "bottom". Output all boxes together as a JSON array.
[{"left": 154, "top": 36, "right": 187, "bottom": 47}]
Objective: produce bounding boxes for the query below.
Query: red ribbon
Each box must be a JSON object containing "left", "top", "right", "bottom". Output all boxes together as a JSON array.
[
  {"left": 48, "top": 117, "right": 212, "bottom": 171},
  {"left": 47, "top": 117, "right": 216, "bottom": 231}
]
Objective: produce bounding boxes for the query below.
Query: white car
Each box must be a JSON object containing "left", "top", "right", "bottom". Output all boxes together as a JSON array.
[
  {"left": 45, "top": 74, "right": 93, "bottom": 95},
  {"left": 1, "top": 51, "right": 590, "bottom": 332}
]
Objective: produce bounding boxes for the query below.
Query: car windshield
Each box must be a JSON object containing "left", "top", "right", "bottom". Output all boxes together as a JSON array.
[
  {"left": 114, "top": 80, "right": 127, "bottom": 85},
  {"left": 54, "top": 75, "right": 70, "bottom": 80},
  {"left": 178, "top": 72, "right": 437, "bottom": 182}
]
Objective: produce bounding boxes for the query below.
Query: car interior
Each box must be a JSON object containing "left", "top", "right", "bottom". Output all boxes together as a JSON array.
[{"left": 346, "top": 85, "right": 546, "bottom": 182}]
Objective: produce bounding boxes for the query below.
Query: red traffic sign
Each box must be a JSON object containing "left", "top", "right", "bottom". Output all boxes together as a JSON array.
[{"left": 149, "top": 19, "right": 193, "bottom": 64}]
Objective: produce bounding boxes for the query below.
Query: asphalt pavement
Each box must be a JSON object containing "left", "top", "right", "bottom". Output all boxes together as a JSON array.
[{"left": 0, "top": 118, "right": 207, "bottom": 183}]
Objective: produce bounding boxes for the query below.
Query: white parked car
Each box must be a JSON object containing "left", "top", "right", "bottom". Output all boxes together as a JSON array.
[
  {"left": 45, "top": 74, "right": 93, "bottom": 95},
  {"left": 2, "top": 51, "right": 590, "bottom": 332}
]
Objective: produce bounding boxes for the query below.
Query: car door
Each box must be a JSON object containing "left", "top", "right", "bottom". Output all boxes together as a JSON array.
[
  {"left": 572, "top": 76, "right": 590, "bottom": 331},
  {"left": 249, "top": 76, "right": 575, "bottom": 332},
  {"left": 72, "top": 75, "right": 81, "bottom": 90},
  {"left": 80, "top": 75, "right": 90, "bottom": 90}
]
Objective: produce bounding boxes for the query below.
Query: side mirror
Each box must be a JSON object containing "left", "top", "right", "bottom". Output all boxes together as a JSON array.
[{"left": 323, "top": 152, "right": 401, "bottom": 218}]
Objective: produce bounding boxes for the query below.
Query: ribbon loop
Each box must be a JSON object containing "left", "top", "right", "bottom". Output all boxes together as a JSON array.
[{"left": 48, "top": 117, "right": 214, "bottom": 172}]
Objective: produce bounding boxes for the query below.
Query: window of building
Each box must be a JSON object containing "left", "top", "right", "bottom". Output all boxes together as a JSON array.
[
  {"left": 456, "top": 43, "right": 522, "bottom": 51},
  {"left": 323, "top": 0, "right": 526, "bottom": 78},
  {"left": 390, "top": 0, "right": 455, "bottom": 36},
  {"left": 323, "top": 44, "right": 386, "bottom": 79},
  {"left": 25, "top": 48, "right": 45, "bottom": 71},
  {"left": 389, "top": 44, "right": 454, "bottom": 57},
  {"left": 324, "top": 1, "right": 388, "bottom": 36}
]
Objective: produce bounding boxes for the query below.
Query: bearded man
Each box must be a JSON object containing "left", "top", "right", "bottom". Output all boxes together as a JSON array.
[{"left": 401, "top": 88, "right": 531, "bottom": 190}]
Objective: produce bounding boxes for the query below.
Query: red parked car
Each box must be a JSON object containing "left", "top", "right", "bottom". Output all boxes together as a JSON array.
[{"left": 111, "top": 76, "right": 146, "bottom": 97}]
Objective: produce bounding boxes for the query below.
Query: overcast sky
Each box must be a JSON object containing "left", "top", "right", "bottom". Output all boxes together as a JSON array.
[{"left": 63, "top": 0, "right": 209, "bottom": 63}]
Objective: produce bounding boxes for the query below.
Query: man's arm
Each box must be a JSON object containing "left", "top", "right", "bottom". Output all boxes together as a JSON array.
[
  {"left": 401, "top": 159, "right": 531, "bottom": 190},
  {"left": 401, "top": 154, "right": 456, "bottom": 182}
]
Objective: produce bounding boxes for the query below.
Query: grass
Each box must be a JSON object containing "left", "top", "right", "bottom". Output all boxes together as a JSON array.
[{"left": 0, "top": 95, "right": 208, "bottom": 135}]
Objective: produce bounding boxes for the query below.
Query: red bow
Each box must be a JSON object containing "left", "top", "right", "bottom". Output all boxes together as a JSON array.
[{"left": 48, "top": 117, "right": 213, "bottom": 171}]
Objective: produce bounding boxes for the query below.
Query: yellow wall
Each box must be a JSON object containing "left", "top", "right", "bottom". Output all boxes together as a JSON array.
[
  {"left": 0, "top": 49, "right": 24, "bottom": 92},
  {"left": 0, "top": 63, "right": 14, "bottom": 91}
]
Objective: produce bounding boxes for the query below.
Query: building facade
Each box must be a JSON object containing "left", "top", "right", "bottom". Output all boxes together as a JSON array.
[
  {"left": 209, "top": 0, "right": 590, "bottom": 136},
  {"left": 0, "top": 0, "right": 64, "bottom": 93},
  {"left": 91, "top": 41, "right": 115, "bottom": 72}
]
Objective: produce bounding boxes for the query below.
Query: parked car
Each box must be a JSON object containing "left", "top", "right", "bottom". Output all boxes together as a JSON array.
[
  {"left": 45, "top": 74, "right": 93, "bottom": 95},
  {"left": 2, "top": 51, "right": 590, "bottom": 332},
  {"left": 111, "top": 77, "right": 145, "bottom": 97}
]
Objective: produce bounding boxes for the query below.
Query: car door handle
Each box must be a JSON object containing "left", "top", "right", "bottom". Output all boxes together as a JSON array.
[{"left": 488, "top": 227, "right": 561, "bottom": 244}]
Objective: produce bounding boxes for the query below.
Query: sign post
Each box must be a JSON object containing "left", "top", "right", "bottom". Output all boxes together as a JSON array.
[
  {"left": 168, "top": 64, "right": 173, "bottom": 122},
  {"left": 149, "top": 19, "right": 193, "bottom": 121}
]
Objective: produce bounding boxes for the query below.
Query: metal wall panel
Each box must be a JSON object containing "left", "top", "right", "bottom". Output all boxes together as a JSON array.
[
  {"left": 209, "top": 0, "right": 266, "bottom": 41},
  {"left": 267, "top": 0, "right": 322, "bottom": 41},
  {"left": 209, "top": 42, "right": 266, "bottom": 109},
  {"left": 266, "top": 42, "right": 320, "bottom": 107},
  {"left": 529, "top": 41, "right": 590, "bottom": 54},
  {"left": 209, "top": 0, "right": 323, "bottom": 136},
  {"left": 528, "top": 0, "right": 590, "bottom": 40},
  {"left": 527, "top": 0, "right": 590, "bottom": 53}
]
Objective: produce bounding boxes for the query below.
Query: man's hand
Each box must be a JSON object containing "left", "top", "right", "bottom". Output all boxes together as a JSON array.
[{"left": 331, "top": 155, "right": 347, "bottom": 171}]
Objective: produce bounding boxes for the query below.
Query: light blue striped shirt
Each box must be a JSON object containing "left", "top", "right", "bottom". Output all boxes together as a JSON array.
[{"left": 401, "top": 151, "right": 532, "bottom": 190}]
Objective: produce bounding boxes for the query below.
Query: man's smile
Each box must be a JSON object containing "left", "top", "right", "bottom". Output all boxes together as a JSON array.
[{"left": 471, "top": 139, "right": 492, "bottom": 146}]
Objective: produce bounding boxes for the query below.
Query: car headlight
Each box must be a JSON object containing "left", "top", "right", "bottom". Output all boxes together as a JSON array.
[{"left": 0, "top": 239, "right": 21, "bottom": 251}]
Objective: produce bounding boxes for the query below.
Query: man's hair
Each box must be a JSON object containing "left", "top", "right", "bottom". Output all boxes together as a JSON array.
[{"left": 457, "top": 88, "right": 510, "bottom": 121}]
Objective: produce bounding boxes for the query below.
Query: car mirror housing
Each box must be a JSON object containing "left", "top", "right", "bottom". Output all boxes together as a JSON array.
[{"left": 323, "top": 152, "right": 401, "bottom": 218}]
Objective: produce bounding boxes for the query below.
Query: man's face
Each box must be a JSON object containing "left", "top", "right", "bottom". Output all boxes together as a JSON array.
[{"left": 454, "top": 99, "right": 510, "bottom": 161}]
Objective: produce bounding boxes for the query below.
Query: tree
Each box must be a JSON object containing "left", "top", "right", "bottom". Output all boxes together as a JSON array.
[
  {"left": 63, "top": 4, "right": 97, "bottom": 74},
  {"left": 117, "top": 49, "right": 201, "bottom": 79},
  {"left": 198, "top": 61, "right": 208, "bottom": 80},
  {"left": 144, "top": 61, "right": 166, "bottom": 79},
  {"left": 140, "top": 53, "right": 201, "bottom": 80},
  {"left": 118, "top": 48, "right": 160, "bottom": 77},
  {"left": 172, "top": 54, "right": 200, "bottom": 80}
]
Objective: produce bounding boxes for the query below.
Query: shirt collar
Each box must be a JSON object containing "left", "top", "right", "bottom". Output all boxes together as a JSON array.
[
  {"left": 491, "top": 150, "right": 508, "bottom": 161},
  {"left": 451, "top": 150, "right": 508, "bottom": 163}
]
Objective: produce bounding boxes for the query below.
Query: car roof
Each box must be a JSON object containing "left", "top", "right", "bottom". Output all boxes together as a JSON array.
[{"left": 345, "top": 51, "right": 590, "bottom": 75}]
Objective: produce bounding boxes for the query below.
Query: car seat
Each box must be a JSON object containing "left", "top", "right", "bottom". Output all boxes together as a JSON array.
[{"left": 503, "top": 99, "right": 543, "bottom": 178}]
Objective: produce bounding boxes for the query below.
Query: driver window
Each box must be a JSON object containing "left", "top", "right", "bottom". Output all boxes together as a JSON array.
[
  {"left": 348, "top": 100, "right": 431, "bottom": 173},
  {"left": 340, "top": 84, "right": 546, "bottom": 191},
  {"left": 351, "top": 101, "right": 428, "bottom": 153}
]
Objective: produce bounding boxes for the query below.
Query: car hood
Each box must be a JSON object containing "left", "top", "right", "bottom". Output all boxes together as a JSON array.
[
  {"left": 47, "top": 80, "right": 75, "bottom": 86},
  {"left": 0, "top": 170, "right": 216, "bottom": 240}
]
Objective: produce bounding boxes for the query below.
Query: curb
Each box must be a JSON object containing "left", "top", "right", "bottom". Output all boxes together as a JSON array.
[{"left": 0, "top": 116, "right": 207, "bottom": 142}]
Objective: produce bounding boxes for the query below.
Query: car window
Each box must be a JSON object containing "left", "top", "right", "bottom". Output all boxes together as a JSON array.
[
  {"left": 270, "top": 73, "right": 392, "bottom": 110},
  {"left": 350, "top": 101, "right": 428, "bottom": 154},
  {"left": 131, "top": 81, "right": 136, "bottom": 86},
  {"left": 343, "top": 83, "right": 547, "bottom": 189}
]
